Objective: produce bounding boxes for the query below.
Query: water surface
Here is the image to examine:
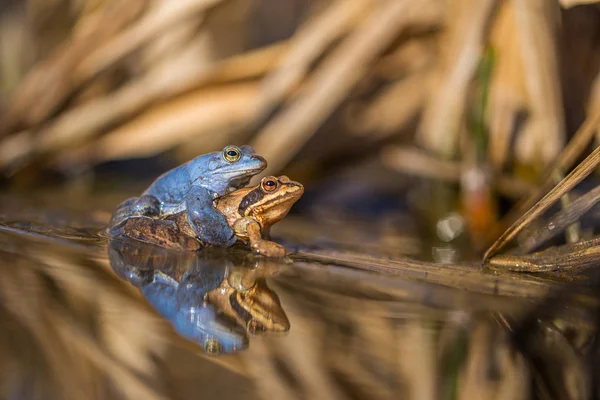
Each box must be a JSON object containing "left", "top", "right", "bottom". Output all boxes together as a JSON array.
[{"left": 0, "top": 192, "right": 597, "bottom": 400}]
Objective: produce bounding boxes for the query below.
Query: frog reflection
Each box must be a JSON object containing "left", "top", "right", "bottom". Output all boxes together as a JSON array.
[
  {"left": 108, "top": 238, "right": 290, "bottom": 355},
  {"left": 143, "top": 270, "right": 248, "bottom": 355},
  {"left": 209, "top": 266, "right": 290, "bottom": 336}
]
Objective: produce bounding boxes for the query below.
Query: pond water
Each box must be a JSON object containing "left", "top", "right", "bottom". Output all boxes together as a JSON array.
[{"left": 0, "top": 191, "right": 598, "bottom": 400}]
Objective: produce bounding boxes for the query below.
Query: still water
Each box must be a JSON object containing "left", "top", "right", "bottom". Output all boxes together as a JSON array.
[{"left": 0, "top": 192, "right": 598, "bottom": 400}]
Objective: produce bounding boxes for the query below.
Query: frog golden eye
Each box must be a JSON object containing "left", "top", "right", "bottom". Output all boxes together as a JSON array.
[
  {"left": 261, "top": 176, "right": 279, "bottom": 192},
  {"left": 247, "top": 320, "right": 266, "bottom": 335},
  {"left": 222, "top": 146, "right": 241, "bottom": 163},
  {"left": 204, "top": 338, "right": 222, "bottom": 356}
]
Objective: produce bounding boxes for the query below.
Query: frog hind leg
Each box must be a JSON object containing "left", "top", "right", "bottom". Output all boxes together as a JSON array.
[
  {"left": 122, "top": 217, "right": 201, "bottom": 251},
  {"left": 185, "top": 186, "right": 236, "bottom": 248},
  {"left": 107, "top": 195, "right": 161, "bottom": 234},
  {"left": 107, "top": 197, "right": 138, "bottom": 234},
  {"left": 107, "top": 238, "right": 155, "bottom": 286},
  {"left": 131, "top": 194, "right": 161, "bottom": 216}
]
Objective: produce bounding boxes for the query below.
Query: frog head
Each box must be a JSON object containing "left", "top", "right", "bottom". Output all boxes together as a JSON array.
[
  {"left": 229, "top": 279, "right": 290, "bottom": 335},
  {"left": 190, "top": 145, "right": 267, "bottom": 195},
  {"left": 216, "top": 175, "right": 304, "bottom": 231}
]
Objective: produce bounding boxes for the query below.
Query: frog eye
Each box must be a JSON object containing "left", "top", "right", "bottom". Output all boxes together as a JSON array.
[
  {"left": 261, "top": 176, "right": 279, "bottom": 192},
  {"left": 204, "top": 338, "right": 222, "bottom": 356},
  {"left": 222, "top": 146, "right": 241, "bottom": 163},
  {"left": 247, "top": 320, "right": 266, "bottom": 335}
]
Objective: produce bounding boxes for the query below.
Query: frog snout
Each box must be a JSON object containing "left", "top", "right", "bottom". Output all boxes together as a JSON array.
[{"left": 249, "top": 155, "right": 267, "bottom": 169}]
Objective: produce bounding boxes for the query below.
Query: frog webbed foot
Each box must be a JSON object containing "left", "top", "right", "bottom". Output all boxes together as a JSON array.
[
  {"left": 185, "top": 186, "right": 236, "bottom": 247},
  {"left": 250, "top": 239, "right": 287, "bottom": 258}
]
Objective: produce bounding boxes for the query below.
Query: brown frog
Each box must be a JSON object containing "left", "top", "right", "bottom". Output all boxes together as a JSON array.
[
  {"left": 208, "top": 266, "right": 290, "bottom": 335},
  {"left": 119, "top": 176, "right": 304, "bottom": 257}
]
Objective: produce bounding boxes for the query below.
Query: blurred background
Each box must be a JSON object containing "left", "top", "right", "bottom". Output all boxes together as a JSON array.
[
  {"left": 1, "top": 0, "right": 600, "bottom": 399},
  {"left": 1, "top": 0, "right": 599, "bottom": 258}
]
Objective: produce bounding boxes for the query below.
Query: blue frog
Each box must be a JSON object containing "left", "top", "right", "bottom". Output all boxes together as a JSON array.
[
  {"left": 108, "top": 145, "right": 266, "bottom": 247},
  {"left": 141, "top": 271, "right": 249, "bottom": 355}
]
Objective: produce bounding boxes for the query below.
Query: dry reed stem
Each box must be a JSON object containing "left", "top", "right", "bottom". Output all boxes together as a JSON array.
[
  {"left": 137, "top": 17, "right": 207, "bottom": 71},
  {"left": 74, "top": 0, "right": 222, "bottom": 85},
  {"left": 517, "top": 185, "right": 600, "bottom": 253},
  {"left": 0, "top": 42, "right": 286, "bottom": 171},
  {"left": 252, "top": 0, "right": 441, "bottom": 178},
  {"left": 242, "top": 286, "right": 343, "bottom": 400},
  {"left": 35, "top": 255, "right": 168, "bottom": 373},
  {"left": 0, "top": 9, "right": 32, "bottom": 101},
  {"left": 417, "top": 0, "right": 496, "bottom": 159},
  {"left": 353, "top": 272, "right": 530, "bottom": 314},
  {"left": 373, "top": 35, "right": 438, "bottom": 80},
  {"left": 242, "top": 339, "right": 299, "bottom": 400},
  {"left": 206, "top": 43, "right": 289, "bottom": 82},
  {"left": 483, "top": 144, "right": 600, "bottom": 262},
  {"left": 265, "top": 270, "right": 536, "bottom": 400},
  {"left": 491, "top": 105, "right": 600, "bottom": 245},
  {"left": 487, "top": 0, "right": 528, "bottom": 170},
  {"left": 38, "top": 28, "right": 208, "bottom": 154},
  {"left": 3, "top": 0, "right": 218, "bottom": 136},
  {"left": 353, "top": 313, "right": 398, "bottom": 395},
  {"left": 381, "top": 145, "right": 534, "bottom": 198},
  {"left": 294, "top": 249, "right": 558, "bottom": 298},
  {"left": 396, "top": 319, "right": 437, "bottom": 400},
  {"left": 0, "top": 243, "right": 169, "bottom": 400},
  {"left": 43, "top": 37, "right": 210, "bottom": 152},
  {"left": 381, "top": 145, "right": 461, "bottom": 181},
  {"left": 512, "top": 0, "right": 565, "bottom": 167},
  {"left": 0, "top": 130, "right": 33, "bottom": 172},
  {"left": 51, "top": 311, "right": 167, "bottom": 400},
  {"left": 348, "top": 71, "right": 434, "bottom": 137},
  {"left": 3, "top": 0, "right": 147, "bottom": 131},
  {"left": 457, "top": 322, "right": 529, "bottom": 400},
  {"left": 488, "top": 237, "right": 600, "bottom": 272},
  {"left": 252, "top": 0, "right": 372, "bottom": 119},
  {"left": 590, "top": 72, "right": 600, "bottom": 143},
  {"left": 559, "top": 0, "right": 600, "bottom": 7},
  {"left": 62, "top": 82, "right": 258, "bottom": 165}
]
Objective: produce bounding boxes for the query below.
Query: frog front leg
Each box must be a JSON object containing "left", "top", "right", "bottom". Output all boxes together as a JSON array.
[
  {"left": 185, "top": 185, "right": 237, "bottom": 247},
  {"left": 236, "top": 218, "right": 286, "bottom": 258}
]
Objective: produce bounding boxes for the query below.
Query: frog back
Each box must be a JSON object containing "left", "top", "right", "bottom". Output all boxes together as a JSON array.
[
  {"left": 143, "top": 164, "right": 194, "bottom": 204},
  {"left": 143, "top": 154, "right": 217, "bottom": 204}
]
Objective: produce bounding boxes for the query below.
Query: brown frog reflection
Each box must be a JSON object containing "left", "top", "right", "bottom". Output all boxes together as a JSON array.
[
  {"left": 108, "top": 238, "right": 290, "bottom": 355},
  {"left": 209, "top": 266, "right": 290, "bottom": 335},
  {"left": 118, "top": 176, "right": 303, "bottom": 258}
]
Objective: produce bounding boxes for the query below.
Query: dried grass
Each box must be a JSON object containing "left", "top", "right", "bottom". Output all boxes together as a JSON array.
[
  {"left": 1, "top": 3, "right": 600, "bottom": 397},
  {"left": 0, "top": 0, "right": 598, "bottom": 196},
  {"left": 484, "top": 141, "right": 600, "bottom": 262},
  {"left": 0, "top": 234, "right": 169, "bottom": 400}
]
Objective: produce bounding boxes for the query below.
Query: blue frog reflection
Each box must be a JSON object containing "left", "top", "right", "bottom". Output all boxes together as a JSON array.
[
  {"left": 142, "top": 270, "right": 247, "bottom": 355},
  {"left": 108, "top": 237, "right": 290, "bottom": 356}
]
